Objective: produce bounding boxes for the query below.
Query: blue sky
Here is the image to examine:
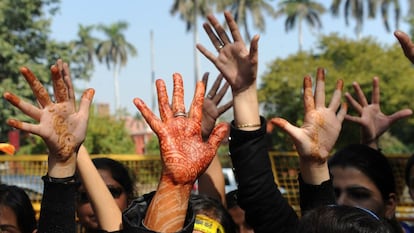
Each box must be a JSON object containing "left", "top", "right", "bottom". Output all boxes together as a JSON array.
[{"left": 50, "top": 1, "right": 410, "bottom": 115}]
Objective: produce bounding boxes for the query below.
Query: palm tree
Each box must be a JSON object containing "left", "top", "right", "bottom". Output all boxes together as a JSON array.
[
  {"left": 275, "top": 0, "right": 326, "bottom": 52},
  {"left": 170, "top": 0, "right": 212, "bottom": 85},
  {"left": 74, "top": 25, "right": 98, "bottom": 68},
  {"left": 95, "top": 21, "right": 137, "bottom": 114},
  {"left": 330, "top": 0, "right": 401, "bottom": 39},
  {"left": 216, "top": 0, "right": 276, "bottom": 43}
]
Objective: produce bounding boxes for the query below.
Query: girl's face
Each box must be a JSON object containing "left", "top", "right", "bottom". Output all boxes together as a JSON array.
[
  {"left": 0, "top": 204, "right": 21, "bottom": 233},
  {"left": 331, "top": 166, "right": 396, "bottom": 219},
  {"left": 76, "top": 169, "right": 129, "bottom": 230}
]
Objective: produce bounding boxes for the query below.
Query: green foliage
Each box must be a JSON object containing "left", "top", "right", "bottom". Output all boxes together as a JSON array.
[
  {"left": 83, "top": 106, "right": 135, "bottom": 154},
  {"left": 0, "top": 0, "right": 94, "bottom": 142},
  {"left": 259, "top": 33, "right": 414, "bottom": 151},
  {"left": 144, "top": 135, "right": 160, "bottom": 156}
]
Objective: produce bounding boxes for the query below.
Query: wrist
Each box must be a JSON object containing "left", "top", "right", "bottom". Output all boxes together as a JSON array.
[
  {"left": 299, "top": 159, "right": 330, "bottom": 185},
  {"left": 43, "top": 173, "right": 77, "bottom": 184},
  {"left": 47, "top": 152, "right": 76, "bottom": 178}
]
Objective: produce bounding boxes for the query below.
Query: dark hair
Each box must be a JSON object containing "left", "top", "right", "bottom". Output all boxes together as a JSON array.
[
  {"left": 92, "top": 157, "right": 136, "bottom": 201},
  {"left": 297, "top": 205, "right": 393, "bottom": 233},
  {"left": 328, "top": 144, "right": 396, "bottom": 200},
  {"left": 191, "top": 194, "right": 236, "bottom": 233},
  {"left": 405, "top": 154, "right": 414, "bottom": 186},
  {"left": 0, "top": 184, "right": 37, "bottom": 233}
]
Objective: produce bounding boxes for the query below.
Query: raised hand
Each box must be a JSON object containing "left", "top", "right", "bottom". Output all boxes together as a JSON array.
[
  {"left": 271, "top": 68, "right": 347, "bottom": 183},
  {"left": 197, "top": 11, "right": 259, "bottom": 94},
  {"left": 201, "top": 72, "right": 232, "bottom": 140},
  {"left": 344, "top": 77, "right": 412, "bottom": 148},
  {"left": 394, "top": 30, "right": 414, "bottom": 64},
  {"left": 3, "top": 59, "right": 94, "bottom": 176},
  {"left": 134, "top": 73, "right": 228, "bottom": 232}
]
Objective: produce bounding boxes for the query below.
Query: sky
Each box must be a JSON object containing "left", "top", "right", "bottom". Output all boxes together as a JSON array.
[{"left": 50, "top": 1, "right": 410, "bottom": 116}]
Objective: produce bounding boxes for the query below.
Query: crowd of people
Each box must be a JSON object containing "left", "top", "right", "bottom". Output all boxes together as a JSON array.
[{"left": 2, "top": 10, "right": 414, "bottom": 233}]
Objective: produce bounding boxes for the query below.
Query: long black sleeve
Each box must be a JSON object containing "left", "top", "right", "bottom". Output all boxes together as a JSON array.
[
  {"left": 229, "top": 117, "right": 298, "bottom": 233},
  {"left": 37, "top": 176, "right": 78, "bottom": 233}
]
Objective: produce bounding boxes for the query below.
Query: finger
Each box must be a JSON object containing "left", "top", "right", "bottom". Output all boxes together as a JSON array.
[
  {"left": 394, "top": 30, "right": 414, "bottom": 61},
  {"left": 344, "top": 114, "right": 363, "bottom": 124},
  {"left": 314, "top": 68, "right": 326, "bottom": 109},
  {"left": 344, "top": 92, "right": 363, "bottom": 113},
  {"left": 303, "top": 76, "right": 315, "bottom": 113},
  {"left": 202, "top": 22, "right": 225, "bottom": 51},
  {"left": 3, "top": 92, "right": 42, "bottom": 121},
  {"left": 155, "top": 79, "right": 172, "bottom": 121},
  {"left": 207, "top": 13, "right": 231, "bottom": 45},
  {"left": 217, "top": 100, "right": 233, "bottom": 116},
  {"left": 77, "top": 89, "right": 95, "bottom": 120},
  {"left": 328, "top": 79, "right": 344, "bottom": 111},
  {"left": 188, "top": 80, "right": 205, "bottom": 123},
  {"left": 388, "top": 109, "right": 413, "bottom": 124},
  {"left": 352, "top": 81, "right": 368, "bottom": 107},
  {"left": 133, "top": 98, "right": 163, "bottom": 134},
  {"left": 51, "top": 64, "right": 69, "bottom": 103},
  {"left": 208, "top": 73, "right": 223, "bottom": 98},
  {"left": 249, "top": 35, "right": 260, "bottom": 68},
  {"left": 20, "top": 67, "right": 52, "bottom": 107},
  {"left": 207, "top": 122, "right": 229, "bottom": 151},
  {"left": 171, "top": 73, "right": 186, "bottom": 115},
  {"left": 202, "top": 72, "right": 209, "bottom": 93},
  {"left": 371, "top": 77, "right": 380, "bottom": 105},
  {"left": 7, "top": 119, "right": 41, "bottom": 136},
  {"left": 224, "top": 11, "right": 243, "bottom": 43},
  {"left": 196, "top": 43, "right": 218, "bottom": 64},
  {"left": 62, "top": 61, "right": 75, "bottom": 104},
  {"left": 214, "top": 81, "right": 229, "bottom": 104},
  {"left": 336, "top": 102, "right": 348, "bottom": 123}
]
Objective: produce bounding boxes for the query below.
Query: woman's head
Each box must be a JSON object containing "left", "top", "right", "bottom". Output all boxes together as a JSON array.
[
  {"left": 191, "top": 194, "right": 236, "bottom": 233},
  {"left": 328, "top": 144, "right": 397, "bottom": 218},
  {"left": 297, "top": 205, "right": 392, "bottom": 233},
  {"left": 0, "top": 184, "right": 37, "bottom": 233},
  {"left": 76, "top": 157, "right": 135, "bottom": 231}
]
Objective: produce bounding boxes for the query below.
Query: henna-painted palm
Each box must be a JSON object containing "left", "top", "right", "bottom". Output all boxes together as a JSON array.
[
  {"left": 271, "top": 68, "right": 347, "bottom": 163},
  {"left": 344, "top": 77, "right": 412, "bottom": 144},
  {"left": 201, "top": 72, "right": 232, "bottom": 139},
  {"left": 196, "top": 11, "right": 259, "bottom": 94},
  {"left": 134, "top": 73, "right": 228, "bottom": 185},
  {"left": 394, "top": 30, "right": 414, "bottom": 64},
  {"left": 3, "top": 60, "right": 94, "bottom": 162}
]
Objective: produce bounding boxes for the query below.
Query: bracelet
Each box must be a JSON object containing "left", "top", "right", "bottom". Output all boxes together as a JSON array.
[
  {"left": 236, "top": 123, "right": 261, "bottom": 128},
  {"left": 44, "top": 173, "right": 76, "bottom": 184}
]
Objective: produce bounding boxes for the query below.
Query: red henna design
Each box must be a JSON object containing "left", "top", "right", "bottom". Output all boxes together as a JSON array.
[{"left": 3, "top": 92, "right": 20, "bottom": 106}]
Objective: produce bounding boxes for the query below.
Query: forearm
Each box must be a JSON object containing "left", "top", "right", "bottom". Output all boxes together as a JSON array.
[
  {"left": 77, "top": 147, "right": 122, "bottom": 231},
  {"left": 198, "top": 155, "right": 226, "bottom": 205},
  {"left": 299, "top": 160, "right": 330, "bottom": 185},
  {"left": 143, "top": 179, "right": 192, "bottom": 232},
  {"left": 233, "top": 83, "right": 260, "bottom": 131}
]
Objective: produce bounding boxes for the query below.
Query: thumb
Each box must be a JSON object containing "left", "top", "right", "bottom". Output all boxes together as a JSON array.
[
  {"left": 270, "top": 117, "right": 298, "bottom": 140},
  {"left": 207, "top": 122, "right": 229, "bottom": 151}
]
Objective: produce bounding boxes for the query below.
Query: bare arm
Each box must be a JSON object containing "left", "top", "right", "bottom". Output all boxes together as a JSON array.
[{"left": 76, "top": 145, "right": 122, "bottom": 231}]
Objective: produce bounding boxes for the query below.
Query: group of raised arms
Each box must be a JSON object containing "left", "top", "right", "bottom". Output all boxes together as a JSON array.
[{"left": 3, "top": 11, "right": 414, "bottom": 233}]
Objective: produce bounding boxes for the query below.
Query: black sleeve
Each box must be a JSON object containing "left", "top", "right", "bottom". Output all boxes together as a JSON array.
[
  {"left": 229, "top": 117, "right": 298, "bottom": 233},
  {"left": 122, "top": 191, "right": 195, "bottom": 233},
  {"left": 298, "top": 173, "right": 336, "bottom": 216},
  {"left": 37, "top": 176, "right": 78, "bottom": 233}
]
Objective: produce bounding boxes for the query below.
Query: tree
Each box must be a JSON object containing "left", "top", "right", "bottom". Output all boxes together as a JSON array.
[
  {"left": 0, "top": 0, "right": 93, "bottom": 143},
  {"left": 330, "top": 0, "right": 401, "bottom": 39},
  {"left": 95, "top": 21, "right": 137, "bottom": 114},
  {"left": 170, "top": 0, "right": 212, "bottom": 85},
  {"left": 216, "top": 0, "right": 276, "bottom": 42},
  {"left": 259, "top": 33, "right": 414, "bottom": 152},
  {"left": 275, "top": 0, "right": 326, "bottom": 52},
  {"left": 71, "top": 24, "right": 99, "bottom": 80}
]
